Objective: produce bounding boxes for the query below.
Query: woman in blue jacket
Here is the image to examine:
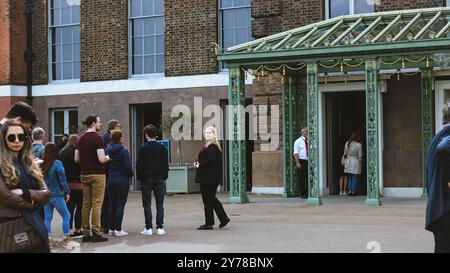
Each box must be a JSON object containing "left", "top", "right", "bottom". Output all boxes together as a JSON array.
[
  {"left": 42, "top": 142, "right": 71, "bottom": 247},
  {"left": 105, "top": 130, "right": 133, "bottom": 237}
]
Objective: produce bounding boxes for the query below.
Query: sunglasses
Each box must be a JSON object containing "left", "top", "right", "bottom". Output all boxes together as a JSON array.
[{"left": 7, "top": 134, "right": 26, "bottom": 143}]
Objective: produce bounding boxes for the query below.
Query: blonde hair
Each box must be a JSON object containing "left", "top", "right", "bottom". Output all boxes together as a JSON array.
[
  {"left": 204, "top": 126, "right": 221, "bottom": 151},
  {"left": 0, "top": 121, "right": 44, "bottom": 189}
]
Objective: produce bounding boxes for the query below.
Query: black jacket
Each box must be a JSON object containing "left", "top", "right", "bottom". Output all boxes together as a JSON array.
[
  {"left": 195, "top": 144, "right": 222, "bottom": 185},
  {"left": 136, "top": 141, "right": 169, "bottom": 181},
  {"left": 59, "top": 147, "right": 81, "bottom": 183}
]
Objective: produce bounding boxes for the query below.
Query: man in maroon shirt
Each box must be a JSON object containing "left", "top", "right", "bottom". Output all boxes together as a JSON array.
[{"left": 75, "top": 115, "right": 111, "bottom": 242}]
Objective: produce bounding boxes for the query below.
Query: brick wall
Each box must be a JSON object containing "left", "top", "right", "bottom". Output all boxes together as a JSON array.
[
  {"left": 0, "top": 0, "right": 11, "bottom": 85},
  {"left": 375, "top": 0, "right": 443, "bottom": 11},
  {"left": 80, "top": 0, "right": 128, "bottom": 81},
  {"left": 165, "top": 0, "right": 217, "bottom": 76},
  {"left": 32, "top": 0, "right": 48, "bottom": 85}
]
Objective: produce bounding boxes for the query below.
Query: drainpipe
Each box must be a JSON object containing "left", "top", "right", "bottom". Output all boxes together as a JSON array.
[{"left": 24, "top": 0, "right": 33, "bottom": 105}]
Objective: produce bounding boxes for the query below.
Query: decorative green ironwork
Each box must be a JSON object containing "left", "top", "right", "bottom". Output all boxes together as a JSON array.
[
  {"left": 283, "top": 76, "right": 300, "bottom": 197},
  {"left": 228, "top": 67, "right": 249, "bottom": 204},
  {"left": 226, "top": 8, "right": 450, "bottom": 54},
  {"left": 421, "top": 69, "right": 433, "bottom": 198},
  {"left": 306, "top": 63, "right": 322, "bottom": 205},
  {"left": 365, "top": 59, "right": 381, "bottom": 206}
]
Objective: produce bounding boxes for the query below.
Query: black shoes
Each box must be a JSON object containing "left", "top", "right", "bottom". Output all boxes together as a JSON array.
[
  {"left": 83, "top": 234, "right": 108, "bottom": 243},
  {"left": 70, "top": 231, "right": 83, "bottom": 239},
  {"left": 219, "top": 217, "right": 230, "bottom": 228},
  {"left": 197, "top": 225, "right": 213, "bottom": 230}
]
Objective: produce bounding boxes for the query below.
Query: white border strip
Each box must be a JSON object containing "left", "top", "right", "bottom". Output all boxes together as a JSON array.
[
  {"left": 33, "top": 74, "right": 254, "bottom": 97},
  {"left": 0, "top": 86, "right": 27, "bottom": 97},
  {"left": 251, "top": 187, "right": 284, "bottom": 195},
  {"left": 382, "top": 187, "right": 423, "bottom": 198}
]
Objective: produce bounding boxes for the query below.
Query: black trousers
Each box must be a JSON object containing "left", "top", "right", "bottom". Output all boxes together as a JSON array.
[
  {"left": 101, "top": 178, "right": 109, "bottom": 232},
  {"left": 67, "top": 189, "right": 83, "bottom": 230},
  {"left": 433, "top": 212, "right": 450, "bottom": 253},
  {"left": 298, "top": 159, "right": 309, "bottom": 198},
  {"left": 200, "top": 183, "right": 228, "bottom": 226}
]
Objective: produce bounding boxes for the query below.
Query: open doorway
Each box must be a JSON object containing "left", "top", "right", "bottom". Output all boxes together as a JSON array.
[
  {"left": 220, "top": 99, "right": 254, "bottom": 192},
  {"left": 325, "top": 92, "right": 366, "bottom": 196},
  {"left": 130, "top": 103, "right": 163, "bottom": 191}
]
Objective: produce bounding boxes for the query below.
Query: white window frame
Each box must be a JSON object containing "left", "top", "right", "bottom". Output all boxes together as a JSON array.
[
  {"left": 50, "top": 108, "right": 78, "bottom": 143},
  {"left": 128, "top": 0, "right": 165, "bottom": 78},
  {"left": 218, "top": 0, "right": 252, "bottom": 72},
  {"left": 48, "top": 0, "right": 81, "bottom": 83},
  {"left": 325, "top": 0, "right": 374, "bottom": 19}
]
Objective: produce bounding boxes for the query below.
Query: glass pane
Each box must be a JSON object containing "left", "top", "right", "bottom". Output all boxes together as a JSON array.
[
  {"left": 144, "top": 55, "right": 155, "bottom": 74},
  {"left": 142, "top": 0, "right": 154, "bottom": 16},
  {"left": 69, "top": 110, "right": 78, "bottom": 134},
  {"left": 133, "top": 37, "right": 143, "bottom": 55},
  {"left": 62, "top": 27, "right": 72, "bottom": 43},
  {"left": 155, "top": 17, "right": 164, "bottom": 35},
  {"left": 156, "top": 35, "right": 164, "bottom": 54},
  {"left": 223, "top": 29, "right": 234, "bottom": 49},
  {"left": 133, "top": 19, "right": 144, "bottom": 36},
  {"left": 53, "top": 63, "right": 62, "bottom": 80},
  {"left": 73, "top": 26, "right": 80, "bottom": 42},
  {"left": 55, "top": 28, "right": 63, "bottom": 44},
  {"left": 235, "top": 8, "right": 250, "bottom": 28},
  {"left": 63, "top": 44, "right": 72, "bottom": 61},
  {"left": 154, "top": 0, "right": 164, "bottom": 15},
  {"left": 53, "top": 0, "right": 61, "bottom": 9},
  {"left": 55, "top": 44, "right": 62, "bottom": 62},
  {"left": 73, "top": 61, "right": 80, "bottom": 79},
  {"left": 223, "top": 10, "right": 234, "bottom": 29},
  {"left": 447, "top": 0, "right": 450, "bottom": 7},
  {"left": 131, "top": 0, "right": 141, "bottom": 17},
  {"left": 354, "top": 0, "right": 373, "bottom": 14},
  {"left": 61, "top": 0, "right": 69, "bottom": 8},
  {"left": 330, "top": 0, "right": 349, "bottom": 18},
  {"left": 61, "top": 8, "right": 71, "bottom": 25},
  {"left": 220, "top": 0, "right": 233, "bottom": 8},
  {"left": 235, "top": 28, "right": 248, "bottom": 45},
  {"left": 71, "top": 6, "right": 80, "bottom": 24},
  {"left": 73, "top": 43, "right": 80, "bottom": 61},
  {"left": 63, "top": 62, "right": 73, "bottom": 79},
  {"left": 144, "top": 18, "right": 155, "bottom": 35},
  {"left": 233, "top": 0, "right": 250, "bottom": 7},
  {"left": 144, "top": 36, "right": 155, "bottom": 54},
  {"left": 54, "top": 111, "right": 64, "bottom": 134},
  {"left": 133, "top": 56, "right": 143, "bottom": 74},
  {"left": 53, "top": 8, "right": 61, "bottom": 25},
  {"left": 156, "top": 54, "right": 164, "bottom": 73}
]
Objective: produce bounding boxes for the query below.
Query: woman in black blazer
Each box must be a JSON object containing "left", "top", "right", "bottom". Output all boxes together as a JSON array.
[{"left": 194, "top": 126, "right": 230, "bottom": 230}]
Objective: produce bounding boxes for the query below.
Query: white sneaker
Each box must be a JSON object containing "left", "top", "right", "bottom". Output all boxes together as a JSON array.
[
  {"left": 156, "top": 228, "right": 166, "bottom": 236},
  {"left": 108, "top": 230, "right": 115, "bottom": 236},
  {"left": 339, "top": 191, "right": 343, "bottom": 196},
  {"left": 140, "top": 228, "right": 153, "bottom": 236},
  {"left": 114, "top": 230, "right": 128, "bottom": 237}
]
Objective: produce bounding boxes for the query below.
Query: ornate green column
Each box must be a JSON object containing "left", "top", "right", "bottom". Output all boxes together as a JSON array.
[
  {"left": 283, "top": 76, "right": 300, "bottom": 197},
  {"left": 364, "top": 59, "right": 382, "bottom": 206},
  {"left": 306, "top": 63, "right": 322, "bottom": 205},
  {"left": 421, "top": 69, "right": 433, "bottom": 198},
  {"left": 228, "top": 66, "right": 249, "bottom": 204}
]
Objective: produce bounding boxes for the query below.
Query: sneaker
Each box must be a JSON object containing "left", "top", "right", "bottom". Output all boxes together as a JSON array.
[
  {"left": 339, "top": 191, "right": 343, "bottom": 196},
  {"left": 49, "top": 237, "right": 59, "bottom": 248},
  {"left": 219, "top": 217, "right": 230, "bottom": 228},
  {"left": 90, "top": 234, "right": 108, "bottom": 243},
  {"left": 82, "top": 236, "right": 92, "bottom": 242},
  {"left": 343, "top": 191, "right": 348, "bottom": 196},
  {"left": 140, "top": 228, "right": 153, "bottom": 236},
  {"left": 70, "top": 231, "right": 83, "bottom": 239},
  {"left": 156, "top": 228, "right": 166, "bottom": 236},
  {"left": 114, "top": 230, "right": 129, "bottom": 237},
  {"left": 197, "top": 225, "right": 213, "bottom": 230},
  {"left": 108, "top": 229, "right": 115, "bottom": 236}
]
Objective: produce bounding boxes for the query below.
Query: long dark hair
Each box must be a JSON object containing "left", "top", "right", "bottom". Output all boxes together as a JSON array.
[{"left": 42, "top": 142, "right": 59, "bottom": 177}]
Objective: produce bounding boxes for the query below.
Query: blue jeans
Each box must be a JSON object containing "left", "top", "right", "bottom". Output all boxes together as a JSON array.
[
  {"left": 348, "top": 174, "right": 359, "bottom": 193},
  {"left": 44, "top": 196, "right": 71, "bottom": 236},
  {"left": 108, "top": 178, "right": 130, "bottom": 231},
  {"left": 141, "top": 178, "right": 165, "bottom": 229}
]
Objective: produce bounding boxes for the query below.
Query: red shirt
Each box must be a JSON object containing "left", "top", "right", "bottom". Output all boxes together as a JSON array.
[{"left": 76, "top": 131, "right": 105, "bottom": 175}]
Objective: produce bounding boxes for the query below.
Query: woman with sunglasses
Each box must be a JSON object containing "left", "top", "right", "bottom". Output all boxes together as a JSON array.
[
  {"left": 0, "top": 120, "right": 50, "bottom": 252},
  {"left": 41, "top": 143, "right": 72, "bottom": 248}
]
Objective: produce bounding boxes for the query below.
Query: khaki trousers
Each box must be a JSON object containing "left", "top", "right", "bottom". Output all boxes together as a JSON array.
[{"left": 81, "top": 174, "right": 106, "bottom": 236}]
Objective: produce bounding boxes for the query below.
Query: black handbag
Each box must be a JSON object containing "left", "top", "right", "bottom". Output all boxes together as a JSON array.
[{"left": 0, "top": 216, "right": 44, "bottom": 253}]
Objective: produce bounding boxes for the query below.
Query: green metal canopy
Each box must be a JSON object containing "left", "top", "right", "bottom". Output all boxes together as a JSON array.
[{"left": 217, "top": 7, "right": 450, "bottom": 64}]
